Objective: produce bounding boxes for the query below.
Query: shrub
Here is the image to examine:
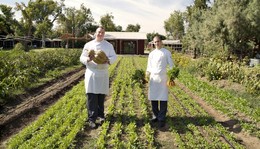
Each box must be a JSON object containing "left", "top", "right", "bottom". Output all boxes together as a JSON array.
[
  {"left": 13, "top": 43, "right": 26, "bottom": 51},
  {"left": 186, "top": 58, "right": 209, "bottom": 77},
  {"left": 242, "top": 67, "right": 260, "bottom": 95},
  {"left": 204, "top": 59, "right": 222, "bottom": 81},
  {"left": 171, "top": 52, "right": 191, "bottom": 68}
]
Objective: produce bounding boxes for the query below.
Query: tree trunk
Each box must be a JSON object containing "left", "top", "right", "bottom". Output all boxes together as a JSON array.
[
  {"left": 193, "top": 48, "right": 197, "bottom": 59},
  {"left": 42, "top": 34, "right": 46, "bottom": 48}
]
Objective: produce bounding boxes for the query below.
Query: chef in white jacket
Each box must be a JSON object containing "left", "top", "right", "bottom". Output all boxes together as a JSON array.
[
  {"left": 80, "top": 26, "right": 117, "bottom": 129},
  {"left": 146, "top": 35, "right": 174, "bottom": 128}
]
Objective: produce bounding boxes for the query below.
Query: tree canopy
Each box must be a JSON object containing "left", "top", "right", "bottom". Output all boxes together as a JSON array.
[
  {"left": 57, "top": 3, "right": 95, "bottom": 37},
  {"left": 177, "top": 0, "right": 260, "bottom": 58},
  {"left": 126, "top": 24, "right": 141, "bottom": 32},
  {"left": 0, "top": 4, "right": 18, "bottom": 35},
  {"left": 100, "top": 13, "right": 116, "bottom": 31},
  {"left": 164, "top": 10, "right": 184, "bottom": 40},
  {"left": 14, "top": 0, "right": 64, "bottom": 47},
  {"left": 1, "top": 0, "right": 259, "bottom": 59}
]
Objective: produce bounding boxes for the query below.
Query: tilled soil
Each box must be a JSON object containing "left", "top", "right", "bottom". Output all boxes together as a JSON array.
[{"left": 0, "top": 67, "right": 85, "bottom": 146}]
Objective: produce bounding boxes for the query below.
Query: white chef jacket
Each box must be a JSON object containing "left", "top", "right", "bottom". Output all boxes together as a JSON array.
[
  {"left": 146, "top": 48, "right": 174, "bottom": 101},
  {"left": 80, "top": 39, "right": 117, "bottom": 95}
]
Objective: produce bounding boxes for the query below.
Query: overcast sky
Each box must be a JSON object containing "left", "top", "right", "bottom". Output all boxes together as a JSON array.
[{"left": 1, "top": 0, "right": 196, "bottom": 35}]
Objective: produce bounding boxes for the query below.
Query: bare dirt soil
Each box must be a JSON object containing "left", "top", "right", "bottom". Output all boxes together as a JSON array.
[{"left": 0, "top": 67, "right": 85, "bottom": 146}]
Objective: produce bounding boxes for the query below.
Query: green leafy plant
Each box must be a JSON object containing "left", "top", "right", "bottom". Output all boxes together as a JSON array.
[
  {"left": 132, "top": 69, "right": 147, "bottom": 84},
  {"left": 167, "top": 66, "right": 180, "bottom": 86}
]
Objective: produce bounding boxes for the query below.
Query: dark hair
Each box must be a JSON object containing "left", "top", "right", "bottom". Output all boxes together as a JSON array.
[
  {"left": 153, "top": 35, "right": 161, "bottom": 41},
  {"left": 97, "top": 26, "right": 105, "bottom": 31}
]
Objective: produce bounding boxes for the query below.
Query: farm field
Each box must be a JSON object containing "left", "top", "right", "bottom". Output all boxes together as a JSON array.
[{"left": 1, "top": 55, "right": 259, "bottom": 149}]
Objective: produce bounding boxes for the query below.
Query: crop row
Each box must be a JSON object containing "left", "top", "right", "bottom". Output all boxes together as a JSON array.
[
  {"left": 6, "top": 56, "right": 121, "bottom": 148},
  {"left": 0, "top": 49, "right": 81, "bottom": 104},
  {"left": 177, "top": 70, "right": 260, "bottom": 138},
  {"left": 6, "top": 56, "right": 250, "bottom": 148},
  {"left": 167, "top": 85, "right": 245, "bottom": 148},
  {"left": 7, "top": 81, "right": 86, "bottom": 148},
  {"left": 95, "top": 56, "right": 155, "bottom": 148}
]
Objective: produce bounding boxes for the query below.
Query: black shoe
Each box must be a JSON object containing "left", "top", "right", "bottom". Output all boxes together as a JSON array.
[
  {"left": 150, "top": 118, "right": 158, "bottom": 123},
  {"left": 89, "top": 121, "right": 97, "bottom": 129},
  {"left": 99, "top": 118, "right": 105, "bottom": 125},
  {"left": 158, "top": 121, "right": 165, "bottom": 128}
]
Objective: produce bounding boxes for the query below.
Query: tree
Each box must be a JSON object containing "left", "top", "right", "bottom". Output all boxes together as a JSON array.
[
  {"left": 164, "top": 10, "right": 184, "bottom": 40},
  {"left": 15, "top": 2, "right": 35, "bottom": 49},
  {"left": 126, "top": 24, "right": 140, "bottom": 32},
  {"left": 183, "top": 0, "right": 258, "bottom": 59},
  {"left": 0, "top": 4, "right": 18, "bottom": 35},
  {"left": 183, "top": 0, "right": 215, "bottom": 58},
  {"left": 182, "top": 9, "right": 207, "bottom": 58},
  {"left": 146, "top": 32, "right": 166, "bottom": 42},
  {"left": 246, "top": 0, "right": 260, "bottom": 53},
  {"left": 100, "top": 13, "right": 116, "bottom": 31},
  {"left": 57, "top": 3, "right": 95, "bottom": 47},
  {"left": 115, "top": 25, "right": 123, "bottom": 32},
  {"left": 194, "top": 0, "right": 210, "bottom": 9},
  {"left": 185, "top": 0, "right": 210, "bottom": 25},
  {"left": 74, "top": 4, "right": 95, "bottom": 36},
  {"left": 32, "top": 0, "right": 64, "bottom": 48},
  {"left": 15, "top": 0, "right": 64, "bottom": 48}
]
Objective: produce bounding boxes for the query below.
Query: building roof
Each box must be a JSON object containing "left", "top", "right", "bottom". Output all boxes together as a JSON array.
[
  {"left": 104, "top": 32, "right": 147, "bottom": 40},
  {"left": 162, "top": 40, "right": 181, "bottom": 44},
  {"left": 45, "top": 38, "right": 62, "bottom": 41}
]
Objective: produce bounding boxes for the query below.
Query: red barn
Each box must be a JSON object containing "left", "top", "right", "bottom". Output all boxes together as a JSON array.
[{"left": 104, "top": 32, "right": 147, "bottom": 55}]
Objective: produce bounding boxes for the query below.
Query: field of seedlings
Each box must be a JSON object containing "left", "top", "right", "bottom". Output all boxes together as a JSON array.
[{"left": 2, "top": 55, "right": 260, "bottom": 149}]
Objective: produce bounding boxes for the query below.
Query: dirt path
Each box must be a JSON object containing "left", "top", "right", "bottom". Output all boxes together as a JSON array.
[
  {"left": 175, "top": 80, "right": 260, "bottom": 149},
  {"left": 73, "top": 94, "right": 113, "bottom": 148},
  {"left": 0, "top": 67, "right": 85, "bottom": 145}
]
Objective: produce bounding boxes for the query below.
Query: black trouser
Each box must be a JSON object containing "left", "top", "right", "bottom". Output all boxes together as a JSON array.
[
  {"left": 151, "top": 100, "right": 167, "bottom": 121},
  {"left": 87, "top": 93, "right": 105, "bottom": 122}
]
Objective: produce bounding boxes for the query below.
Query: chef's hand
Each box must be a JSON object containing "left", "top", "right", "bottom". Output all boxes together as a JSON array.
[{"left": 87, "top": 55, "right": 94, "bottom": 62}]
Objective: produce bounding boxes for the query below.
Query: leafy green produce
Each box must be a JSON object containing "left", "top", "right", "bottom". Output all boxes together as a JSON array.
[{"left": 167, "top": 66, "right": 180, "bottom": 86}]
